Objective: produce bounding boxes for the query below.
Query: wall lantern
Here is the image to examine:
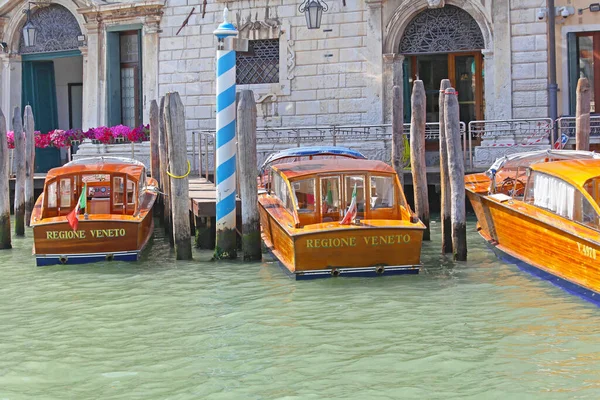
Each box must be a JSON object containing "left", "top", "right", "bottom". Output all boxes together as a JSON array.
[
  {"left": 299, "top": 0, "right": 328, "bottom": 29},
  {"left": 22, "top": 3, "right": 37, "bottom": 47}
]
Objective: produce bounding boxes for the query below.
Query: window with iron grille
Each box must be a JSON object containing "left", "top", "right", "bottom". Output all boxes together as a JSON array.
[{"left": 237, "top": 39, "right": 280, "bottom": 85}]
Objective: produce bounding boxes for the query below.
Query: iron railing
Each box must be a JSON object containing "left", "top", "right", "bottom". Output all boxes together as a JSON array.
[{"left": 557, "top": 115, "right": 600, "bottom": 145}]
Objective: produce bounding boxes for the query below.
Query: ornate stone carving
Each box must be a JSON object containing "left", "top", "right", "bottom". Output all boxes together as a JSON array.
[
  {"left": 399, "top": 5, "right": 484, "bottom": 54},
  {"left": 286, "top": 39, "right": 296, "bottom": 80},
  {"left": 19, "top": 4, "right": 82, "bottom": 54},
  {"left": 427, "top": 0, "right": 445, "bottom": 8}
]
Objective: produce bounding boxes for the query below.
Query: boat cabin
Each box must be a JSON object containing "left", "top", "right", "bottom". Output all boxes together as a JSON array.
[
  {"left": 41, "top": 158, "right": 150, "bottom": 219},
  {"left": 267, "top": 159, "right": 410, "bottom": 228},
  {"left": 524, "top": 159, "right": 600, "bottom": 230}
]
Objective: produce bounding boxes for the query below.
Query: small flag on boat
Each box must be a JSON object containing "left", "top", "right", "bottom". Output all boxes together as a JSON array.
[
  {"left": 67, "top": 183, "right": 87, "bottom": 231},
  {"left": 340, "top": 183, "right": 357, "bottom": 225},
  {"left": 553, "top": 133, "right": 569, "bottom": 150}
]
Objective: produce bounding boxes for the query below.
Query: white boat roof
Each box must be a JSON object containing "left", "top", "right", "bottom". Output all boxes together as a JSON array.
[
  {"left": 64, "top": 156, "right": 146, "bottom": 168},
  {"left": 486, "top": 149, "right": 600, "bottom": 178}
]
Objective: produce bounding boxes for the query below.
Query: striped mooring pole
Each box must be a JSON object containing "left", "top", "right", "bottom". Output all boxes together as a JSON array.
[{"left": 213, "top": 8, "right": 238, "bottom": 259}]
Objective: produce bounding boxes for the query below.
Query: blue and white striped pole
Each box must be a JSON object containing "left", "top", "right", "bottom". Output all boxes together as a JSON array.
[{"left": 214, "top": 8, "right": 238, "bottom": 259}]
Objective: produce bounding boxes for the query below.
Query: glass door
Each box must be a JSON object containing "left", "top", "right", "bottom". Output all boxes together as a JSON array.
[{"left": 449, "top": 52, "right": 484, "bottom": 124}]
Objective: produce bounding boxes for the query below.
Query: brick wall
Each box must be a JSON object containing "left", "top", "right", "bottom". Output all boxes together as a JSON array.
[
  {"left": 158, "top": 0, "right": 370, "bottom": 137},
  {"left": 510, "top": 0, "right": 549, "bottom": 119}
]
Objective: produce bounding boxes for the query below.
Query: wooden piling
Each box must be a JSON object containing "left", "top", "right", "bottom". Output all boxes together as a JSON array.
[
  {"left": 24, "top": 105, "right": 35, "bottom": 226},
  {"left": 391, "top": 85, "right": 404, "bottom": 188},
  {"left": 576, "top": 77, "right": 591, "bottom": 151},
  {"left": 443, "top": 88, "right": 467, "bottom": 261},
  {"left": 438, "top": 79, "right": 452, "bottom": 254},
  {"left": 237, "top": 90, "right": 261, "bottom": 261},
  {"left": 0, "top": 109, "right": 11, "bottom": 249},
  {"left": 164, "top": 92, "right": 192, "bottom": 260},
  {"left": 149, "top": 100, "right": 161, "bottom": 185},
  {"left": 409, "top": 80, "right": 430, "bottom": 240},
  {"left": 158, "top": 96, "right": 173, "bottom": 244},
  {"left": 13, "top": 107, "right": 25, "bottom": 237}
]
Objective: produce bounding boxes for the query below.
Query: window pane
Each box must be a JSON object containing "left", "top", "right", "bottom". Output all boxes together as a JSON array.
[
  {"left": 120, "top": 33, "right": 139, "bottom": 63},
  {"left": 121, "top": 67, "right": 136, "bottom": 127},
  {"left": 345, "top": 175, "right": 365, "bottom": 215},
  {"left": 60, "top": 179, "right": 71, "bottom": 208},
  {"left": 113, "top": 177, "right": 124, "bottom": 205},
  {"left": 236, "top": 39, "right": 280, "bottom": 84},
  {"left": 578, "top": 35, "right": 595, "bottom": 113},
  {"left": 292, "top": 179, "right": 316, "bottom": 213},
  {"left": 321, "top": 176, "right": 340, "bottom": 214},
  {"left": 47, "top": 182, "right": 57, "bottom": 208},
  {"left": 370, "top": 176, "right": 395, "bottom": 209},
  {"left": 530, "top": 173, "right": 575, "bottom": 219},
  {"left": 127, "top": 180, "right": 136, "bottom": 205}
]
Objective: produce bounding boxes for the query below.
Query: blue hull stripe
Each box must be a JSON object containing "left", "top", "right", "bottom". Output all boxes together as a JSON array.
[
  {"left": 216, "top": 85, "right": 236, "bottom": 113},
  {"left": 36, "top": 252, "right": 139, "bottom": 267},
  {"left": 216, "top": 120, "right": 236, "bottom": 149},
  {"left": 483, "top": 237, "right": 600, "bottom": 307},
  {"left": 217, "top": 51, "right": 235, "bottom": 77},
  {"left": 216, "top": 154, "right": 236, "bottom": 184},
  {"left": 216, "top": 191, "right": 236, "bottom": 218}
]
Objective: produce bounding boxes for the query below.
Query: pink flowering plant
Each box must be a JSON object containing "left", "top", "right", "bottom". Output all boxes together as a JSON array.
[{"left": 7, "top": 124, "right": 151, "bottom": 148}]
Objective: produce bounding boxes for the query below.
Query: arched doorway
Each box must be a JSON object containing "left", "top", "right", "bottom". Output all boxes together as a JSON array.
[
  {"left": 19, "top": 4, "right": 83, "bottom": 172},
  {"left": 400, "top": 5, "right": 485, "bottom": 124}
]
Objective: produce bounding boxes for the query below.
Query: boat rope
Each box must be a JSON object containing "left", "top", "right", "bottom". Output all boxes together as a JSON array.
[{"left": 166, "top": 160, "right": 191, "bottom": 179}]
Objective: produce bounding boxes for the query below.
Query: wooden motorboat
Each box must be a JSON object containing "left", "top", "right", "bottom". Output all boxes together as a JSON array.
[
  {"left": 258, "top": 157, "right": 426, "bottom": 279},
  {"left": 31, "top": 157, "right": 158, "bottom": 266},
  {"left": 465, "top": 149, "right": 600, "bottom": 304}
]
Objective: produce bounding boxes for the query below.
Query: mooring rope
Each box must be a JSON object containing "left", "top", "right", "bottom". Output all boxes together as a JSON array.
[{"left": 166, "top": 160, "right": 191, "bottom": 179}]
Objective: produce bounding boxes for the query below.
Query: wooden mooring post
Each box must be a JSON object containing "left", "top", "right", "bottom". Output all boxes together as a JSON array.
[
  {"left": 158, "top": 96, "right": 173, "bottom": 245},
  {"left": 444, "top": 88, "right": 467, "bottom": 261},
  {"left": 149, "top": 100, "right": 161, "bottom": 186},
  {"left": 438, "top": 79, "right": 452, "bottom": 254},
  {"left": 13, "top": 107, "right": 25, "bottom": 237},
  {"left": 164, "top": 92, "right": 192, "bottom": 260},
  {"left": 24, "top": 106, "right": 35, "bottom": 226},
  {"left": 576, "top": 77, "right": 591, "bottom": 151},
  {"left": 237, "top": 90, "right": 261, "bottom": 261},
  {"left": 391, "top": 85, "right": 404, "bottom": 188},
  {"left": 410, "top": 80, "right": 430, "bottom": 240},
  {"left": 0, "top": 108, "right": 11, "bottom": 249}
]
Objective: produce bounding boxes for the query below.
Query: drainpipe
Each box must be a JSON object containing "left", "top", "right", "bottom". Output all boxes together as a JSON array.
[{"left": 548, "top": 0, "right": 559, "bottom": 122}]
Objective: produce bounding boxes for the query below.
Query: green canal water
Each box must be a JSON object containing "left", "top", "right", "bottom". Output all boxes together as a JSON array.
[{"left": 1, "top": 217, "right": 600, "bottom": 400}]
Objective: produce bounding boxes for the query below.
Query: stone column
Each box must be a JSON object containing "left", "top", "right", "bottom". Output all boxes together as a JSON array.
[
  {"left": 383, "top": 53, "right": 404, "bottom": 124},
  {"left": 8, "top": 56, "right": 21, "bottom": 127},
  {"left": 482, "top": 49, "right": 494, "bottom": 120},
  {"left": 365, "top": 0, "right": 384, "bottom": 124},
  {"left": 0, "top": 54, "right": 10, "bottom": 117},
  {"left": 82, "top": 22, "right": 100, "bottom": 130},
  {"left": 142, "top": 18, "right": 160, "bottom": 124},
  {"left": 491, "top": 0, "right": 511, "bottom": 119}
]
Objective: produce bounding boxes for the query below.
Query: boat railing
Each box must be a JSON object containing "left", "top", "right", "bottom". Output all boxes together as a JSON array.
[
  {"left": 467, "top": 118, "right": 554, "bottom": 169},
  {"left": 557, "top": 115, "right": 600, "bottom": 145}
]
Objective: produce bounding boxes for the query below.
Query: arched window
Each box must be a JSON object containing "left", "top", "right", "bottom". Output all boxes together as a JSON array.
[{"left": 19, "top": 4, "right": 82, "bottom": 54}]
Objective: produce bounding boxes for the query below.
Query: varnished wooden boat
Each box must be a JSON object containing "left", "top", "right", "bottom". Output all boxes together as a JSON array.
[
  {"left": 465, "top": 149, "right": 600, "bottom": 304},
  {"left": 31, "top": 157, "right": 158, "bottom": 266},
  {"left": 259, "top": 157, "right": 426, "bottom": 279}
]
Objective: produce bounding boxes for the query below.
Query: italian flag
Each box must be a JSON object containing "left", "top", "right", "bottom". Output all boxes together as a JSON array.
[
  {"left": 67, "top": 183, "right": 87, "bottom": 231},
  {"left": 340, "top": 183, "right": 357, "bottom": 225}
]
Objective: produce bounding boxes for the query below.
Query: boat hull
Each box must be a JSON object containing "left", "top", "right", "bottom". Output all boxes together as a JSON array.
[
  {"left": 32, "top": 216, "right": 154, "bottom": 267},
  {"left": 260, "top": 203, "right": 423, "bottom": 279},
  {"left": 467, "top": 189, "right": 600, "bottom": 305}
]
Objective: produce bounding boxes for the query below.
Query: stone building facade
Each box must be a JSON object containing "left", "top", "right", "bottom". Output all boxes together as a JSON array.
[{"left": 0, "top": 0, "right": 588, "bottom": 169}]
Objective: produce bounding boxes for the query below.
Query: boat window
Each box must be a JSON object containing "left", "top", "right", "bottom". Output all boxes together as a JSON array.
[
  {"left": 59, "top": 178, "right": 71, "bottom": 208},
  {"left": 344, "top": 175, "right": 365, "bottom": 214},
  {"left": 127, "top": 180, "right": 136, "bottom": 205},
  {"left": 272, "top": 172, "right": 293, "bottom": 212},
  {"left": 370, "top": 176, "right": 395, "bottom": 209},
  {"left": 321, "top": 176, "right": 340, "bottom": 214},
  {"left": 292, "top": 179, "right": 316, "bottom": 213},
  {"left": 526, "top": 172, "right": 575, "bottom": 219},
  {"left": 113, "top": 177, "right": 124, "bottom": 205},
  {"left": 575, "top": 190, "right": 600, "bottom": 229},
  {"left": 47, "top": 181, "right": 57, "bottom": 208}
]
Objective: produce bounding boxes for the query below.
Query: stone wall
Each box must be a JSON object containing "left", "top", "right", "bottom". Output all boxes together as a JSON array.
[
  {"left": 510, "top": 0, "right": 549, "bottom": 119},
  {"left": 157, "top": 0, "right": 372, "bottom": 136}
]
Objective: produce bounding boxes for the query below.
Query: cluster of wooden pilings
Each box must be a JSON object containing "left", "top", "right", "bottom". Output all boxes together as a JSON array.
[
  {"left": 394, "top": 79, "right": 467, "bottom": 261},
  {"left": 0, "top": 105, "right": 36, "bottom": 249},
  {"left": 151, "top": 90, "right": 261, "bottom": 262}
]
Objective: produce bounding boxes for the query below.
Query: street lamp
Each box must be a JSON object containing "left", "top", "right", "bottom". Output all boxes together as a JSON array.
[
  {"left": 22, "top": 3, "right": 37, "bottom": 47},
  {"left": 299, "top": 0, "right": 328, "bottom": 29}
]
